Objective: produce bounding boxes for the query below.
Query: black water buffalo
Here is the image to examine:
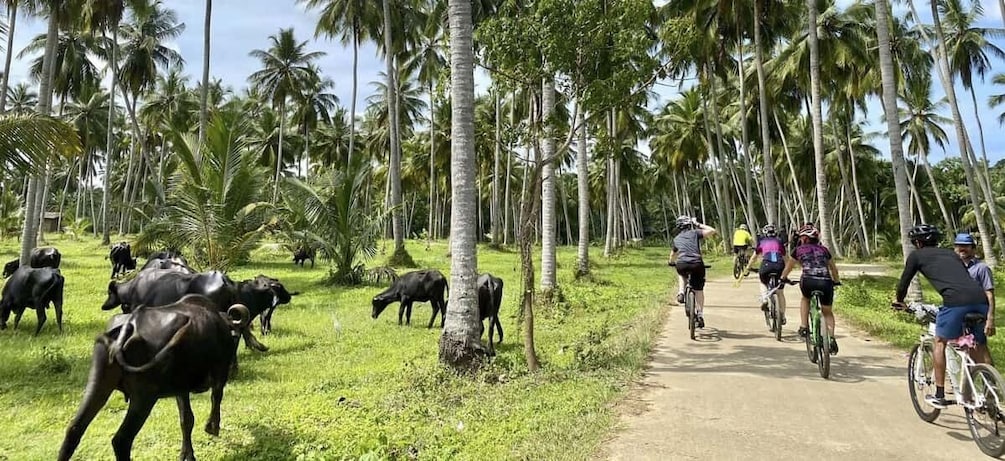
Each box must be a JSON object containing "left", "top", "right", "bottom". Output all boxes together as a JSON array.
[
  {"left": 58, "top": 295, "right": 250, "bottom": 461},
  {"left": 371, "top": 269, "right": 448, "bottom": 328},
  {"left": 101, "top": 270, "right": 297, "bottom": 349},
  {"left": 0, "top": 267, "right": 65, "bottom": 335},
  {"left": 477, "top": 273, "right": 504, "bottom": 355},
  {"left": 30, "top": 247, "right": 61, "bottom": 269},
  {"left": 293, "top": 247, "right": 315, "bottom": 268},
  {"left": 3, "top": 247, "right": 63, "bottom": 278},
  {"left": 109, "top": 242, "right": 137, "bottom": 278},
  {"left": 140, "top": 250, "right": 193, "bottom": 273},
  {"left": 2, "top": 259, "right": 16, "bottom": 278}
]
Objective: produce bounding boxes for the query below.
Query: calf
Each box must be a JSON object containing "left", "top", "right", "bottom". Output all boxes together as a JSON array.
[
  {"left": 109, "top": 242, "right": 137, "bottom": 278},
  {"left": 477, "top": 273, "right": 504, "bottom": 356},
  {"left": 101, "top": 270, "right": 297, "bottom": 350},
  {"left": 30, "top": 247, "right": 61, "bottom": 269},
  {"left": 58, "top": 295, "right": 250, "bottom": 461},
  {"left": 2, "top": 259, "right": 16, "bottom": 278},
  {"left": 371, "top": 269, "right": 448, "bottom": 328},
  {"left": 293, "top": 246, "right": 315, "bottom": 268},
  {"left": 3, "top": 247, "right": 63, "bottom": 278},
  {"left": 0, "top": 266, "right": 65, "bottom": 335}
]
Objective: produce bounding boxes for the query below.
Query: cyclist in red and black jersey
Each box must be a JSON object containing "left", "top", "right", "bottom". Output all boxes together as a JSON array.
[{"left": 780, "top": 224, "right": 842, "bottom": 354}]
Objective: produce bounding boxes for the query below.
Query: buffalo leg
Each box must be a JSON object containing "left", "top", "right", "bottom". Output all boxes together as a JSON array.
[
  {"left": 111, "top": 394, "right": 158, "bottom": 461},
  {"left": 54, "top": 298, "right": 64, "bottom": 333},
  {"left": 33, "top": 308, "right": 47, "bottom": 336},
  {"left": 241, "top": 328, "right": 268, "bottom": 352},
  {"left": 486, "top": 317, "right": 496, "bottom": 356},
  {"left": 58, "top": 341, "right": 122, "bottom": 461},
  {"left": 176, "top": 394, "right": 196, "bottom": 461},
  {"left": 13, "top": 307, "right": 25, "bottom": 330},
  {"left": 397, "top": 301, "right": 407, "bottom": 326},
  {"left": 494, "top": 316, "right": 504, "bottom": 344},
  {"left": 205, "top": 380, "right": 227, "bottom": 436}
]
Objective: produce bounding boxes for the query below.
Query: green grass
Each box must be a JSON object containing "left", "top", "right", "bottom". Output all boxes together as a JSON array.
[
  {"left": 838, "top": 273, "right": 1005, "bottom": 365},
  {"left": 0, "top": 235, "right": 698, "bottom": 460}
]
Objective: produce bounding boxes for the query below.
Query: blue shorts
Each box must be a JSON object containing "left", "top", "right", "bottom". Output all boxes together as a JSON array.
[{"left": 935, "top": 304, "right": 989, "bottom": 344}]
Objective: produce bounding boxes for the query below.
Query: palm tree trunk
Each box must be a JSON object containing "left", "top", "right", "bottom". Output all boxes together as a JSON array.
[
  {"left": 926, "top": 0, "right": 997, "bottom": 266},
  {"left": 773, "top": 111, "right": 808, "bottom": 222},
  {"left": 427, "top": 81, "right": 436, "bottom": 244},
  {"left": 576, "top": 105, "right": 589, "bottom": 275},
  {"left": 876, "top": 0, "right": 925, "bottom": 300},
  {"left": 57, "top": 160, "right": 77, "bottom": 229},
  {"left": 540, "top": 77, "right": 557, "bottom": 291},
  {"left": 101, "top": 27, "right": 118, "bottom": 246},
  {"left": 965, "top": 138, "right": 1005, "bottom": 256},
  {"left": 921, "top": 153, "right": 955, "bottom": 230},
  {"left": 273, "top": 99, "right": 285, "bottom": 203},
  {"left": 736, "top": 41, "right": 757, "bottom": 227},
  {"left": 198, "top": 0, "right": 212, "bottom": 148},
  {"left": 844, "top": 119, "right": 871, "bottom": 254},
  {"left": 439, "top": 0, "right": 488, "bottom": 370},
  {"left": 753, "top": 0, "right": 778, "bottom": 225},
  {"left": 906, "top": 160, "right": 927, "bottom": 223},
  {"left": 491, "top": 90, "right": 501, "bottom": 245},
  {"left": 504, "top": 119, "right": 513, "bottom": 246},
  {"left": 383, "top": 0, "right": 403, "bottom": 252},
  {"left": 969, "top": 87, "right": 996, "bottom": 200},
  {"left": 0, "top": 3, "right": 17, "bottom": 113},
  {"left": 807, "top": 0, "right": 837, "bottom": 256}
]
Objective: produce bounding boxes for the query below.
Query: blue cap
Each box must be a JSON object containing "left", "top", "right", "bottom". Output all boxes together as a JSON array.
[{"left": 954, "top": 233, "right": 976, "bottom": 245}]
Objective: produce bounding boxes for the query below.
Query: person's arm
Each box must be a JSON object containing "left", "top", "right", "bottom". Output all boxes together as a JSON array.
[
  {"left": 979, "top": 265, "right": 996, "bottom": 336},
  {"left": 669, "top": 245, "right": 679, "bottom": 265},
  {"left": 780, "top": 254, "right": 797, "bottom": 281},
  {"left": 745, "top": 251, "right": 760, "bottom": 272},
  {"left": 895, "top": 252, "right": 919, "bottom": 303},
  {"left": 828, "top": 259, "right": 841, "bottom": 284},
  {"left": 696, "top": 221, "right": 717, "bottom": 238}
]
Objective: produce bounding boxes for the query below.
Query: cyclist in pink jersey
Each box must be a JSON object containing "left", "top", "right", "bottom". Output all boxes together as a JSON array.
[
  {"left": 745, "top": 224, "right": 789, "bottom": 325},
  {"left": 780, "top": 224, "right": 842, "bottom": 354}
]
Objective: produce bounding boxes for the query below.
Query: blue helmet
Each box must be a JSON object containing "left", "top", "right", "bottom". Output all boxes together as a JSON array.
[{"left": 953, "top": 232, "right": 976, "bottom": 246}]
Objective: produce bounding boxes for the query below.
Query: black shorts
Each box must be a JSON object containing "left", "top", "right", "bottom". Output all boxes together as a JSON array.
[
  {"left": 733, "top": 245, "right": 750, "bottom": 254},
  {"left": 675, "top": 261, "right": 707, "bottom": 291},
  {"left": 758, "top": 262, "right": 786, "bottom": 287},
  {"left": 800, "top": 277, "right": 834, "bottom": 305}
]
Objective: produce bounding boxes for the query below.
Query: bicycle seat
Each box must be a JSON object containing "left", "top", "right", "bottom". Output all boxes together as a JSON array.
[{"left": 964, "top": 312, "right": 987, "bottom": 327}]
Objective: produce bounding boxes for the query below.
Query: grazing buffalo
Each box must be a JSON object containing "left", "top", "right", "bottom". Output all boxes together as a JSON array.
[
  {"left": 477, "top": 273, "right": 504, "bottom": 356},
  {"left": 58, "top": 295, "right": 250, "bottom": 461},
  {"left": 101, "top": 270, "right": 297, "bottom": 350},
  {"left": 0, "top": 267, "right": 65, "bottom": 335},
  {"left": 109, "top": 242, "right": 137, "bottom": 278},
  {"left": 30, "top": 247, "right": 61, "bottom": 269},
  {"left": 371, "top": 269, "right": 448, "bottom": 328},
  {"left": 141, "top": 250, "right": 193, "bottom": 273},
  {"left": 3, "top": 247, "right": 63, "bottom": 278},
  {"left": 293, "top": 247, "right": 315, "bottom": 268},
  {"left": 2, "top": 259, "right": 17, "bottom": 278}
]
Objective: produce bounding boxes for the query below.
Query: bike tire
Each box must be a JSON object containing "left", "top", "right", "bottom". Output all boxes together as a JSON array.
[
  {"left": 966, "top": 363, "right": 1005, "bottom": 457},
  {"left": 818, "top": 318, "right": 831, "bottom": 379},
  {"left": 763, "top": 300, "right": 773, "bottom": 331},
  {"left": 686, "top": 290, "right": 696, "bottom": 341},
  {"left": 907, "top": 343, "right": 941, "bottom": 423},
  {"left": 733, "top": 259, "right": 742, "bottom": 279},
  {"left": 772, "top": 298, "right": 782, "bottom": 342},
  {"left": 806, "top": 297, "right": 817, "bottom": 363}
]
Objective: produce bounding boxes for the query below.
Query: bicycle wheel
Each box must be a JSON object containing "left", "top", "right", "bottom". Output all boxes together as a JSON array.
[
  {"left": 907, "top": 343, "right": 941, "bottom": 423},
  {"left": 805, "top": 297, "right": 817, "bottom": 363},
  {"left": 966, "top": 363, "right": 1005, "bottom": 457},
  {"left": 733, "top": 257, "right": 742, "bottom": 279},
  {"left": 686, "top": 289, "right": 696, "bottom": 341},
  {"left": 772, "top": 297, "right": 782, "bottom": 342},
  {"left": 818, "top": 317, "right": 831, "bottom": 379},
  {"left": 763, "top": 298, "right": 773, "bottom": 331}
]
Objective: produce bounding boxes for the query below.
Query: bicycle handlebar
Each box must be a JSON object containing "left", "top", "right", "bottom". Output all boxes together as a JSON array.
[
  {"left": 778, "top": 278, "right": 842, "bottom": 287},
  {"left": 667, "top": 262, "right": 713, "bottom": 268}
]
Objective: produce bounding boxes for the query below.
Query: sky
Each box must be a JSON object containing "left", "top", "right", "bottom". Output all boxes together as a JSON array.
[{"left": 5, "top": 0, "right": 1005, "bottom": 164}]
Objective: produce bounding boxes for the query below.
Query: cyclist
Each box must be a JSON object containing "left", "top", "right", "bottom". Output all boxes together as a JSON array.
[
  {"left": 954, "top": 233, "right": 996, "bottom": 347},
  {"left": 780, "top": 223, "right": 842, "bottom": 354},
  {"left": 745, "top": 224, "right": 788, "bottom": 324},
  {"left": 894, "top": 224, "right": 991, "bottom": 408},
  {"left": 670, "top": 216, "right": 717, "bottom": 329},
  {"left": 732, "top": 224, "right": 754, "bottom": 269}
]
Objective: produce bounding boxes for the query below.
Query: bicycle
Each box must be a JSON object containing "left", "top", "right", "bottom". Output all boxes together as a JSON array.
[
  {"left": 895, "top": 302, "right": 1005, "bottom": 457},
  {"left": 733, "top": 251, "right": 749, "bottom": 280},
  {"left": 670, "top": 262, "right": 712, "bottom": 341},
  {"left": 760, "top": 273, "right": 783, "bottom": 341},
  {"left": 783, "top": 279, "right": 839, "bottom": 379}
]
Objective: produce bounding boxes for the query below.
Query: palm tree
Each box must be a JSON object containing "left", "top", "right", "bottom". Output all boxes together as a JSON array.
[
  {"left": 65, "top": 83, "right": 109, "bottom": 223},
  {"left": 292, "top": 65, "right": 338, "bottom": 178},
  {"left": 6, "top": 82, "right": 37, "bottom": 113},
  {"left": 874, "top": 0, "right": 923, "bottom": 295},
  {"left": 439, "top": 0, "right": 487, "bottom": 371},
  {"left": 899, "top": 73, "right": 954, "bottom": 229},
  {"left": 1, "top": 1, "right": 41, "bottom": 113},
  {"left": 299, "top": 0, "right": 378, "bottom": 169},
  {"left": 249, "top": 27, "right": 324, "bottom": 203},
  {"left": 19, "top": 24, "right": 102, "bottom": 111},
  {"left": 198, "top": 0, "right": 211, "bottom": 148}
]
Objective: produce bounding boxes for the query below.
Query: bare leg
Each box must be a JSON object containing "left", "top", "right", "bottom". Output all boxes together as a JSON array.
[
  {"left": 934, "top": 338, "right": 947, "bottom": 389},
  {"left": 821, "top": 305, "right": 835, "bottom": 336},
  {"left": 677, "top": 275, "right": 686, "bottom": 298},
  {"left": 800, "top": 296, "right": 810, "bottom": 329},
  {"left": 777, "top": 291, "right": 787, "bottom": 321},
  {"left": 694, "top": 290, "right": 705, "bottom": 317}
]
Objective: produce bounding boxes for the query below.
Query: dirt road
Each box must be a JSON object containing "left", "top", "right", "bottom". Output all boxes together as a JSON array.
[{"left": 600, "top": 274, "right": 986, "bottom": 460}]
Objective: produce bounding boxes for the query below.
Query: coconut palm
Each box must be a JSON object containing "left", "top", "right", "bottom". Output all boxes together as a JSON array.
[
  {"left": 899, "top": 72, "right": 954, "bottom": 229},
  {"left": 299, "top": 0, "right": 378, "bottom": 169},
  {"left": 199, "top": 0, "right": 211, "bottom": 147},
  {"left": 292, "top": 65, "right": 338, "bottom": 178},
  {"left": 249, "top": 27, "right": 324, "bottom": 203},
  {"left": 6, "top": 82, "right": 37, "bottom": 113},
  {"left": 19, "top": 22, "right": 102, "bottom": 111}
]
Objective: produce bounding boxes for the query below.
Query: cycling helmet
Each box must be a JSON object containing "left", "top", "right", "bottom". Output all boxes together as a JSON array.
[
  {"left": 676, "top": 215, "right": 694, "bottom": 230},
  {"left": 739, "top": 224, "right": 749, "bottom": 231},
  {"left": 953, "top": 232, "right": 976, "bottom": 246},
  {"left": 908, "top": 224, "right": 941, "bottom": 246},
  {"left": 797, "top": 224, "right": 820, "bottom": 242},
  {"left": 761, "top": 224, "right": 777, "bottom": 237}
]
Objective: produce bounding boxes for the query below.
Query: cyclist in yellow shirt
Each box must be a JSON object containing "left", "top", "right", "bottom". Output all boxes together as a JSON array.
[{"left": 732, "top": 224, "right": 754, "bottom": 269}]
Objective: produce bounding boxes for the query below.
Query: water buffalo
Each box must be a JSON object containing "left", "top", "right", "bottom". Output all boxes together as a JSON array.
[
  {"left": 477, "top": 273, "right": 504, "bottom": 355},
  {"left": 371, "top": 269, "right": 448, "bottom": 328},
  {"left": 3, "top": 247, "right": 63, "bottom": 278},
  {"left": 109, "top": 242, "right": 137, "bottom": 278},
  {"left": 58, "top": 295, "right": 250, "bottom": 461},
  {"left": 293, "top": 246, "right": 315, "bottom": 268},
  {"left": 0, "top": 266, "right": 65, "bottom": 335}
]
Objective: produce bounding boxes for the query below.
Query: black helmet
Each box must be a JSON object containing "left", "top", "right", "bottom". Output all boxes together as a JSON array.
[
  {"left": 908, "top": 224, "right": 942, "bottom": 246},
  {"left": 676, "top": 215, "right": 695, "bottom": 230},
  {"left": 761, "top": 224, "right": 777, "bottom": 237}
]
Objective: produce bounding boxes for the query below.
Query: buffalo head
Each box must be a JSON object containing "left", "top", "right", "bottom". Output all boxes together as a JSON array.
[
  {"left": 101, "top": 280, "right": 125, "bottom": 312},
  {"left": 371, "top": 292, "right": 396, "bottom": 319}
]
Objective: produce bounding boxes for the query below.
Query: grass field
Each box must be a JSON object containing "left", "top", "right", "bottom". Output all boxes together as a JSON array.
[{"left": 0, "top": 236, "right": 715, "bottom": 461}]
